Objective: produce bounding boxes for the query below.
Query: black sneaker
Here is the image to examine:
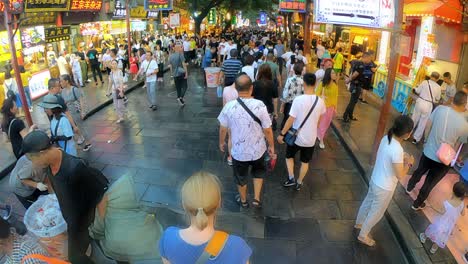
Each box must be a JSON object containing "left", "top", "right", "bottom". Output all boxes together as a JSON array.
[
  {"left": 180, "top": 98, "right": 185, "bottom": 105},
  {"left": 177, "top": 98, "right": 183, "bottom": 106},
  {"left": 83, "top": 144, "right": 93, "bottom": 152},
  {"left": 295, "top": 182, "right": 303, "bottom": 191},
  {"left": 283, "top": 178, "right": 296, "bottom": 187},
  {"left": 152, "top": 105, "right": 158, "bottom": 111},
  {"left": 411, "top": 202, "right": 426, "bottom": 211}
]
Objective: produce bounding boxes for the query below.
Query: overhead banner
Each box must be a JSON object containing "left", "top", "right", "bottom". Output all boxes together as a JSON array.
[
  {"left": 45, "top": 26, "right": 71, "bottom": 43},
  {"left": 130, "top": 6, "right": 148, "bottom": 18},
  {"left": 24, "top": 0, "right": 69, "bottom": 12},
  {"left": 145, "top": 0, "right": 172, "bottom": 11},
  {"left": 69, "top": 0, "right": 102, "bottom": 11},
  {"left": 169, "top": 13, "right": 180, "bottom": 28},
  {"left": 279, "top": 0, "right": 306, "bottom": 13},
  {"left": 208, "top": 8, "right": 216, "bottom": 24},
  {"left": 314, "top": 0, "right": 395, "bottom": 29},
  {"left": 22, "top": 12, "right": 56, "bottom": 26}
]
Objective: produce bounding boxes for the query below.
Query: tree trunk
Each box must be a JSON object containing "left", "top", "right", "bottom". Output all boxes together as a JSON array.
[
  {"left": 195, "top": 17, "right": 203, "bottom": 36},
  {"left": 287, "top": 13, "right": 293, "bottom": 49}
]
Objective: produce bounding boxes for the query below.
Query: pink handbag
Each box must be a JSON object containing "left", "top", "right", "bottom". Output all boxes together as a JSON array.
[{"left": 436, "top": 108, "right": 456, "bottom": 166}]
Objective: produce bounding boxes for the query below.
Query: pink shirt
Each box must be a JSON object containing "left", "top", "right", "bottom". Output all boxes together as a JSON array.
[{"left": 223, "top": 84, "right": 238, "bottom": 104}]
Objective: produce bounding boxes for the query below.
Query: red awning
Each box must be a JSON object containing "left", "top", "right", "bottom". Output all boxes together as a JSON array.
[{"left": 404, "top": 0, "right": 463, "bottom": 23}]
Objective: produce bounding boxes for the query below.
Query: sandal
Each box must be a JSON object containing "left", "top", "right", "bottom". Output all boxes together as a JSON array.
[
  {"left": 357, "top": 235, "right": 376, "bottom": 247},
  {"left": 235, "top": 194, "right": 249, "bottom": 208},
  {"left": 252, "top": 199, "right": 262, "bottom": 208}
]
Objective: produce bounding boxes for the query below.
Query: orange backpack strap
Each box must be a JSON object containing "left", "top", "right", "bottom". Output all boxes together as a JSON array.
[
  {"left": 22, "top": 254, "right": 70, "bottom": 264},
  {"left": 195, "top": 231, "right": 229, "bottom": 263}
]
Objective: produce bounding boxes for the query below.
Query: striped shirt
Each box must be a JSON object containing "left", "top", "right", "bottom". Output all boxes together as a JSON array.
[
  {"left": 6, "top": 233, "right": 49, "bottom": 264},
  {"left": 221, "top": 59, "right": 242, "bottom": 78}
]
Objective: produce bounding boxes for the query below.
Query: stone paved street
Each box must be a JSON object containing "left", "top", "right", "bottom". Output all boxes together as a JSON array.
[{"left": 0, "top": 68, "right": 411, "bottom": 263}]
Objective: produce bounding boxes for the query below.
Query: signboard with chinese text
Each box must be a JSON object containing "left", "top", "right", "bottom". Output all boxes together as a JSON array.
[
  {"left": 130, "top": 6, "right": 147, "bottom": 18},
  {"left": 22, "top": 12, "right": 56, "bottom": 26},
  {"left": 145, "top": 0, "right": 172, "bottom": 11},
  {"left": 25, "top": 0, "right": 69, "bottom": 12},
  {"left": 45, "top": 26, "right": 71, "bottom": 43},
  {"left": 30, "top": 70, "right": 51, "bottom": 100},
  {"left": 169, "top": 13, "right": 180, "bottom": 28},
  {"left": 113, "top": 0, "right": 126, "bottom": 18},
  {"left": 208, "top": 8, "right": 216, "bottom": 24},
  {"left": 279, "top": 0, "right": 306, "bottom": 13},
  {"left": 147, "top": 11, "right": 159, "bottom": 18},
  {"left": 69, "top": 0, "right": 102, "bottom": 11},
  {"left": 314, "top": 0, "right": 395, "bottom": 29}
]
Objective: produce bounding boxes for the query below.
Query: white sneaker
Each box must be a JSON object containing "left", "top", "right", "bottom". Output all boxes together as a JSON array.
[
  {"left": 419, "top": 233, "right": 426, "bottom": 243},
  {"left": 319, "top": 141, "right": 325, "bottom": 149}
]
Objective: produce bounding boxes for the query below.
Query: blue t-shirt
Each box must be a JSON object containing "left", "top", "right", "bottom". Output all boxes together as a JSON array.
[
  {"left": 159, "top": 227, "right": 252, "bottom": 264},
  {"left": 50, "top": 114, "right": 76, "bottom": 156}
]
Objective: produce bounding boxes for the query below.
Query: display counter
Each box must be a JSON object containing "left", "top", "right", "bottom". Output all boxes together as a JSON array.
[{"left": 373, "top": 69, "right": 413, "bottom": 113}]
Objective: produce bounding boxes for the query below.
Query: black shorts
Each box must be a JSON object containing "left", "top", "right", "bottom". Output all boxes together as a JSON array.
[
  {"left": 232, "top": 155, "right": 266, "bottom": 186},
  {"left": 285, "top": 144, "right": 315, "bottom": 163}
]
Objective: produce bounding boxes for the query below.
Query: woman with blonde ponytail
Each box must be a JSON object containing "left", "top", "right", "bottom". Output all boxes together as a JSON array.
[{"left": 159, "top": 171, "right": 252, "bottom": 263}]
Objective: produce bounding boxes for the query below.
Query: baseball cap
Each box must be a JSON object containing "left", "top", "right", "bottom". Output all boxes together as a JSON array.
[
  {"left": 38, "top": 94, "right": 62, "bottom": 109},
  {"left": 21, "top": 130, "right": 52, "bottom": 154}
]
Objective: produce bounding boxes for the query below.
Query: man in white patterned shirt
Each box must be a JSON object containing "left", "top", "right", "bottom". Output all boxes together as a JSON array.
[{"left": 218, "top": 74, "right": 275, "bottom": 209}]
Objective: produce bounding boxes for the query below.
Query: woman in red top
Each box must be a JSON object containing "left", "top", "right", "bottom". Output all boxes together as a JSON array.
[{"left": 129, "top": 52, "right": 139, "bottom": 80}]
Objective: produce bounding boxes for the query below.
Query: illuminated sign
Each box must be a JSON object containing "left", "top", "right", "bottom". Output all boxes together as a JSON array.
[
  {"left": 113, "top": 0, "right": 126, "bottom": 17},
  {"left": 80, "top": 22, "right": 111, "bottom": 36},
  {"left": 130, "top": 6, "right": 147, "bottom": 18},
  {"left": 24, "top": 0, "right": 69, "bottom": 12},
  {"left": 147, "top": 11, "right": 159, "bottom": 18},
  {"left": 314, "top": 0, "right": 395, "bottom": 29},
  {"left": 131, "top": 21, "right": 147, "bottom": 31},
  {"left": 145, "top": 0, "right": 172, "bottom": 11},
  {"left": 208, "top": 8, "right": 216, "bottom": 24},
  {"left": 45, "top": 26, "right": 71, "bottom": 43},
  {"left": 279, "top": 0, "right": 306, "bottom": 13},
  {"left": 21, "top": 26, "right": 45, "bottom": 49},
  {"left": 69, "top": 0, "right": 102, "bottom": 11}
]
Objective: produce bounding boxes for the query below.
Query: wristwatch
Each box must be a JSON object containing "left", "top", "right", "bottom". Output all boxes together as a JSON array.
[{"left": 279, "top": 132, "right": 286, "bottom": 137}]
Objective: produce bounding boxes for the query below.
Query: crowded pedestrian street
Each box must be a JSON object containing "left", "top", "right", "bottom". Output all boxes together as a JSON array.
[{"left": 1, "top": 0, "right": 468, "bottom": 263}]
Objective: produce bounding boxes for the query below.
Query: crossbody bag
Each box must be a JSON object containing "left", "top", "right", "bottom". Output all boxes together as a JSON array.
[
  {"left": 284, "top": 96, "right": 319, "bottom": 146},
  {"left": 51, "top": 115, "right": 72, "bottom": 152},
  {"left": 436, "top": 107, "right": 456, "bottom": 166},
  {"left": 195, "top": 231, "right": 229, "bottom": 264},
  {"left": 174, "top": 54, "right": 186, "bottom": 77}
]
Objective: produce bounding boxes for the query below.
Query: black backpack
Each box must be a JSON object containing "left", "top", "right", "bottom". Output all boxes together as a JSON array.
[
  {"left": 290, "top": 55, "right": 296, "bottom": 65},
  {"left": 267, "top": 47, "right": 274, "bottom": 55}
]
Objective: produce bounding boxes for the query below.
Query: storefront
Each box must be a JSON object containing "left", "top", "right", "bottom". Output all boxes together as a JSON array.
[{"left": 0, "top": 30, "right": 22, "bottom": 84}]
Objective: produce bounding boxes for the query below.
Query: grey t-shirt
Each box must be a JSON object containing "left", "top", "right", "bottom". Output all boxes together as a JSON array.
[
  {"left": 9, "top": 156, "right": 47, "bottom": 197},
  {"left": 168, "top": 53, "right": 185, "bottom": 77},
  {"left": 424, "top": 106, "right": 468, "bottom": 163},
  {"left": 61, "top": 86, "right": 82, "bottom": 103}
]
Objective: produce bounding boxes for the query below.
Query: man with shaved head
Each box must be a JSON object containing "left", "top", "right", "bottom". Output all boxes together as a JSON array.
[{"left": 218, "top": 74, "right": 275, "bottom": 209}]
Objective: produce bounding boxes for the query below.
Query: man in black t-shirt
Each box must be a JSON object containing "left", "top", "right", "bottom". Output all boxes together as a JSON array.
[
  {"left": 86, "top": 44, "right": 104, "bottom": 86},
  {"left": 22, "top": 131, "right": 108, "bottom": 264}
]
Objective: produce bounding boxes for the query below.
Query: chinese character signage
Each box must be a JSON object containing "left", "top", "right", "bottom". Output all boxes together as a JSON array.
[
  {"left": 314, "top": 0, "right": 395, "bottom": 29},
  {"left": 80, "top": 22, "right": 111, "bottom": 35},
  {"left": 22, "top": 12, "right": 56, "bottom": 26},
  {"left": 208, "top": 8, "right": 216, "bottom": 24},
  {"left": 69, "top": 0, "right": 102, "bottom": 11},
  {"left": 279, "top": 0, "right": 306, "bottom": 13},
  {"left": 147, "top": 11, "right": 159, "bottom": 18},
  {"left": 130, "top": 6, "right": 147, "bottom": 18},
  {"left": 113, "top": 0, "right": 126, "bottom": 18},
  {"left": 45, "top": 26, "right": 71, "bottom": 43},
  {"left": 25, "top": 0, "right": 69, "bottom": 12},
  {"left": 145, "top": 0, "right": 172, "bottom": 11}
]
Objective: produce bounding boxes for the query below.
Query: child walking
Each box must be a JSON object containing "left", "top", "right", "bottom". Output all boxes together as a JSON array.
[{"left": 420, "top": 182, "right": 465, "bottom": 254}]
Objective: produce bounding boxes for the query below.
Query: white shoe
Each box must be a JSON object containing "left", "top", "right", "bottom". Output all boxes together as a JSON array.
[
  {"left": 319, "top": 141, "right": 325, "bottom": 149},
  {"left": 419, "top": 233, "right": 426, "bottom": 243}
]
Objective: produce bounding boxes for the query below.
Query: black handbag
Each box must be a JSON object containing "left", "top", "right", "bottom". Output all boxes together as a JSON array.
[{"left": 284, "top": 96, "right": 319, "bottom": 146}]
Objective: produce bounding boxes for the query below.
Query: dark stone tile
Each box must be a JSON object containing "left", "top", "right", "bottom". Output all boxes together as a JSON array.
[
  {"left": 295, "top": 242, "right": 354, "bottom": 264},
  {"left": 101, "top": 165, "right": 138, "bottom": 181},
  {"left": 326, "top": 170, "right": 363, "bottom": 185},
  {"left": 141, "top": 185, "right": 181, "bottom": 209},
  {"left": 153, "top": 207, "right": 187, "bottom": 229},
  {"left": 318, "top": 220, "right": 355, "bottom": 242},
  {"left": 247, "top": 238, "right": 296, "bottom": 264},
  {"left": 216, "top": 215, "right": 244, "bottom": 236},
  {"left": 348, "top": 184, "right": 369, "bottom": 201},
  {"left": 134, "top": 168, "right": 180, "bottom": 187},
  {"left": 265, "top": 217, "right": 322, "bottom": 242},
  {"left": 134, "top": 183, "right": 149, "bottom": 200},
  {"left": 337, "top": 200, "right": 362, "bottom": 220},
  {"left": 310, "top": 184, "right": 354, "bottom": 200},
  {"left": 292, "top": 199, "right": 341, "bottom": 220}
]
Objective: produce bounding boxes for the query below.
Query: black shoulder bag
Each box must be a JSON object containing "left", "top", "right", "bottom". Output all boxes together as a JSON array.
[
  {"left": 284, "top": 96, "right": 319, "bottom": 146},
  {"left": 237, "top": 98, "right": 262, "bottom": 127}
]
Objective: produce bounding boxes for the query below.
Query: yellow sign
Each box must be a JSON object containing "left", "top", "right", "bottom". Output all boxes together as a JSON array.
[
  {"left": 130, "top": 6, "right": 147, "bottom": 18},
  {"left": 0, "top": 31, "right": 22, "bottom": 62}
]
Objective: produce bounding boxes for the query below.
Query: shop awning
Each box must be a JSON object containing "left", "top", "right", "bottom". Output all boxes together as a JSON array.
[{"left": 404, "top": 0, "right": 463, "bottom": 23}]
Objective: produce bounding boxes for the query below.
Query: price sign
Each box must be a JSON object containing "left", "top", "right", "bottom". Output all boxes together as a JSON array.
[
  {"left": 25, "top": 0, "right": 69, "bottom": 12},
  {"left": 145, "top": 0, "right": 172, "bottom": 11},
  {"left": 69, "top": 0, "right": 102, "bottom": 11}
]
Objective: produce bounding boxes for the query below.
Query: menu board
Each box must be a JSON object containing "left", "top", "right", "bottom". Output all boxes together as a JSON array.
[
  {"left": 24, "top": 0, "right": 69, "bottom": 12},
  {"left": 169, "top": 13, "right": 180, "bottom": 28},
  {"left": 69, "top": 0, "right": 102, "bottom": 11},
  {"left": 45, "top": 26, "right": 71, "bottom": 43},
  {"left": 279, "top": 0, "right": 306, "bottom": 13},
  {"left": 21, "top": 26, "right": 45, "bottom": 49},
  {"left": 145, "top": 0, "right": 172, "bottom": 11},
  {"left": 314, "top": 0, "right": 395, "bottom": 29}
]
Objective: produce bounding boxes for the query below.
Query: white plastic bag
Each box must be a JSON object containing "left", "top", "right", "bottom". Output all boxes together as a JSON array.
[{"left": 24, "top": 194, "right": 67, "bottom": 238}]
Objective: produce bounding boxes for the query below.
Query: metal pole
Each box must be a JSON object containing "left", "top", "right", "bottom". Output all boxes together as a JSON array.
[
  {"left": 303, "top": 0, "right": 312, "bottom": 56},
  {"left": 126, "top": 0, "right": 132, "bottom": 58},
  {"left": 371, "top": 0, "right": 404, "bottom": 164},
  {"left": 3, "top": 4, "right": 33, "bottom": 126}
]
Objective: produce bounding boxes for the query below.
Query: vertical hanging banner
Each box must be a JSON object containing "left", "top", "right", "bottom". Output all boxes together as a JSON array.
[
  {"left": 145, "top": 0, "right": 172, "bottom": 11},
  {"left": 169, "top": 13, "right": 180, "bottom": 28},
  {"left": 208, "top": 8, "right": 216, "bottom": 25},
  {"left": 279, "top": 0, "right": 306, "bottom": 13}
]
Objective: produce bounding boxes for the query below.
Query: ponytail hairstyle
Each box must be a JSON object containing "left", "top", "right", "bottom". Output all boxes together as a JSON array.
[
  {"left": 387, "top": 115, "right": 414, "bottom": 144},
  {"left": 322, "top": 68, "right": 333, "bottom": 87},
  {"left": 181, "top": 171, "right": 221, "bottom": 231},
  {"left": 1, "top": 97, "right": 16, "bottom": 131}
]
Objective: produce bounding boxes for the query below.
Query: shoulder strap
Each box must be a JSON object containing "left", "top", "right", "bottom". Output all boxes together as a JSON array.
[
  {"left": 298, "top": 96, "right": 319, "bottom": 131},
  {"left": 195, "top": 231, "right": 229, "bottom": 264},
  {"left": 8, "top": 118, "right": 16, "bottom": 139},
  {"left": 427, "top": 80, "right": 434, "bottom": 103},
  {"left": 53, "top": 115, "right": 63, "bottom": 138},
  {"left": 144, "top": 59, "right": 152, "bottom": 74},
  {"left": 442, "top": 107, "right": 450, "bottom": 142},
  {"left": 22, "top": 254, "right": 70, "bottom": 264},
  {"left": 236, "top": 98, "right": 262, "bottom": 127}
]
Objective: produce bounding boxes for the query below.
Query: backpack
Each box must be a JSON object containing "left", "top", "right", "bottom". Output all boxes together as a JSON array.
[
  {"left": 290, "top": 55, "right": 296, "bottom": 65},
  {"left": 267, "top": 47, "right": 274, "bottom": 55}
]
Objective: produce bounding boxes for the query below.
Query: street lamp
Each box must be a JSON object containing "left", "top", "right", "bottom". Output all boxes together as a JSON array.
[{"left": 2, "top": 0, "right": 33, "bottom": 126}]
